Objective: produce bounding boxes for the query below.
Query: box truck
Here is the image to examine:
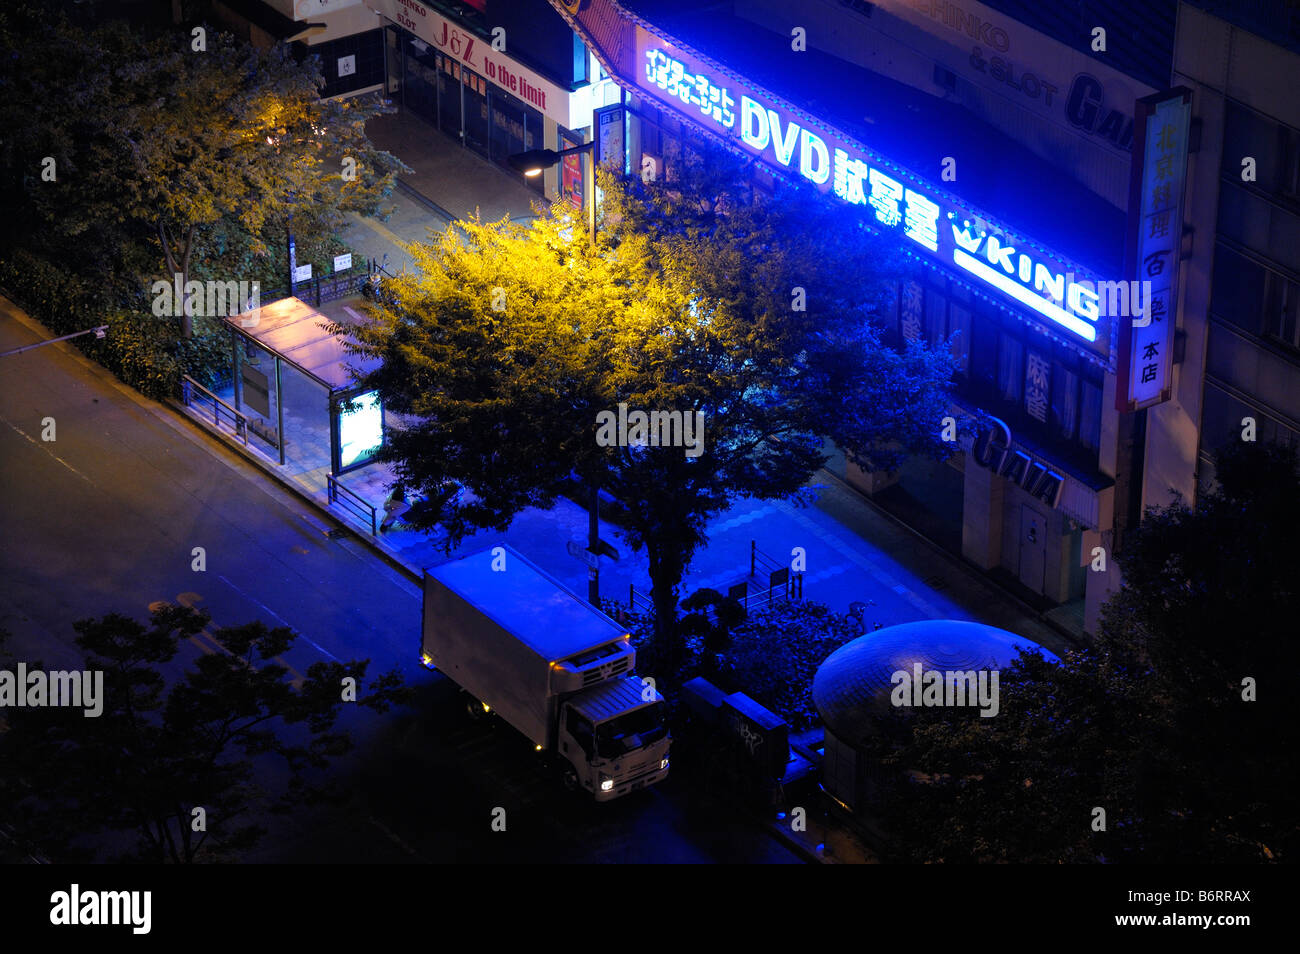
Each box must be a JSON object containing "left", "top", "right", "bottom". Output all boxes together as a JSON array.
[{"left": 421, "top": 545, "right": 670, "bottom": 800}]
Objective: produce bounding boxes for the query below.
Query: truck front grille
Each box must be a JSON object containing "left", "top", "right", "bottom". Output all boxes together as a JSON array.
[{"left": 581, "top": 657, "right": 630, "bottom": 686}]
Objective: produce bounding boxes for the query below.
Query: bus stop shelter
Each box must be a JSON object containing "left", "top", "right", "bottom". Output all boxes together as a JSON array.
[{"left": 223, "top": 297, "right": 386, "bottom": 476}]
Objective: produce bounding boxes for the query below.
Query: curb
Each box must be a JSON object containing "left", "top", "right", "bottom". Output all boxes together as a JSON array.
[
  {"left": 394, "top": 178, "right": 458, "bottom": 224},
  {"left": 817, "top": 466, "right": 1089, "bottom": 650},
  {"left": 763, "top": 818, "right": 832, "bottom": 864},
  {"left": 161, "top": 398, "right": 425, "bottom": 587}
]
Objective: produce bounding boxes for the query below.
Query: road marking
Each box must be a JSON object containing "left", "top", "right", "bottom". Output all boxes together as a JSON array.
[
  {"left": 170, "top": 591, "right": 319, "bottom": 682},
  {"left": 217, "top": 574, "right": 341, "bottom": 662},
  {"left": 367, "top": 814, "right": 429, "bottom": 861},
  {"left": 1, "top": 415, "right": 94, "bottom": 485}
]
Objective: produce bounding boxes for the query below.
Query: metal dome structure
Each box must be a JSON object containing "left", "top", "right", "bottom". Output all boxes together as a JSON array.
[{"left": 811, "top": 619, "right": 1059, "bottom": 812}]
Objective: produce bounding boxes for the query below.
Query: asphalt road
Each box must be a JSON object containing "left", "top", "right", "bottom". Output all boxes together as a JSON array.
[{"left": 0, "top": 300, "right": 802, "bottom": 864}]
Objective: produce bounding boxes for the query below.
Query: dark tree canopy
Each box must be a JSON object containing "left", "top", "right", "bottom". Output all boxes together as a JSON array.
[
  {"left": 876, "top": 440, "right": 1300, "bottom": 862},
  {"left": 0, "top": 606, "right": 408, "bottom": 863}
]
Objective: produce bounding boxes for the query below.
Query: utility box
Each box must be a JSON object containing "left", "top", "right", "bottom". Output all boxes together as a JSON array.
[{"left": 681, "top": 677, "right": 790, "bottom": 781}]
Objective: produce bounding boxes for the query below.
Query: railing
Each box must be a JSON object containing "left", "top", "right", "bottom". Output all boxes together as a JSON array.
[
  {"left": 628, "top": 584, "right": 654, "bottom": 614},
  {"left": 741, "top": 540, "right": 804, "bottom": 610},
  {"left": 327, "top": 473, "right": 377, "bottom": 536},
  {"left": 736, "top": 574, "right": 803, "bottom": 611},
  {"left": 181, "top": 375, "right": 250, "bottom": 447},
  {"left": 259, "top": 264, "right": 366, "bottom": 308}
]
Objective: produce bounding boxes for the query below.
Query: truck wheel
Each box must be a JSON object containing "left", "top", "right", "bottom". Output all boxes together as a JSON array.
[
  {"left": 465, "top": 696, "right": 488, "bottom": 721},
  {"left": 562, "top": 768, "right": 579, "bottom": 792}
]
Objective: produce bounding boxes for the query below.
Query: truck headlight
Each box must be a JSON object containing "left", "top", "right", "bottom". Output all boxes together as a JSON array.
[
  {"left": 660, "top": 758, "right": 669, "bottom": 770},
  {"left": 600, "top": 777, "right": 614, "bottom": 792}
]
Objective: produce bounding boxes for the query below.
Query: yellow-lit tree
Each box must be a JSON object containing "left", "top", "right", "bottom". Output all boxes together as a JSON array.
[{"left": 347, "top": 138, "right": 958, "bottom": 660}]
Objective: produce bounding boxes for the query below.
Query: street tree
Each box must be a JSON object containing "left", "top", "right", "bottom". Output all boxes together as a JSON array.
[
  {"left": 877, "top": 440, "right": 1300, "bottom": 862},
  {"left": 0, "top": 12, "right": 406, "bottom": 334},
  {"left": 1094, "top": 438, "right": 1300, "bottom": 861},
  {"left": 345, "top": 136, "right": 956, "bottom": 660},
  {"left": 0, "top": 605, "right": 408, "bottom": 863}
]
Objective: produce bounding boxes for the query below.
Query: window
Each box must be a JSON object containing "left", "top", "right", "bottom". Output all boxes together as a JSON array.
[
  {"left": 1224, "top": 100, "right": 1300, "bottom": 204},
  {"left": 1079, "top": 378, "right": 1102, "bottom": 453},
  {"left": 971, "top": 312, "right": 997, "bottom": 393},
  {"left": 924, "top": 285, "right": 946, "bottom": 344},
  {"left": 1282, "top": 123, "right": 1300, "bottom": 200},
  {"left": 1264, "top": 270, "right": 1300, "bottom": 349},
  {"left": 566, "top": 709, "right": 595, "bottom": 759},
  {"left": 1051, "top": 365, "right": 1080, "bottom": 441},
  {"left": 949, "top": 303, "right": 971, "bottom": 374},
  {"left": 1211, "top": 244, "right": 1267, "bottom": 334},
  {"left": 1024, "top": 350, "right": 1050, "bottom": 424},
  {"left": 998, "top": 331, "right": 1023, "bottom": 404}
]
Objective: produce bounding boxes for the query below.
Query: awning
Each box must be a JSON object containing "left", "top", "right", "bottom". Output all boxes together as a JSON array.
[
  {"left": 226, "top": 296, "right": 381, "bottom": 393},
  {"left": 214, "top": 0, "right": 325, "bottom": 43}
]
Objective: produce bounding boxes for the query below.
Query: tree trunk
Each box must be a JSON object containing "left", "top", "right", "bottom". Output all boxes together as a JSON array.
[
  {"left": 159, "top": 222, "right": 197, "bottom": 338},
  {"left": 645, "top": 539, "right": 687, "bottom": 675}
]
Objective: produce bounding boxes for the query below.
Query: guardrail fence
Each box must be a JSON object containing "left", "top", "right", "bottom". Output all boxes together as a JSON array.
[
  {"left": 327, "top": 473, "right": 377, "bottom": 536},
  {"left": 181, "top": 375, "right": 250, "bottom": 447}
]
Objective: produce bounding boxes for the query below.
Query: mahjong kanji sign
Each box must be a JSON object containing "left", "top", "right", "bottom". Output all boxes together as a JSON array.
[
  {"left": 632, "top": 23, "right": 1114, "bottom": 364},
  {"left": 1118, "top": 89, "right": 1191, "bottom": 411}
]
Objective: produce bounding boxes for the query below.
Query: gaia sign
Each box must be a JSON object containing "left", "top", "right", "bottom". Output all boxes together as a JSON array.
[
  {"left": 632, "top": 25, "right": 1111, "bottom": 363},
  {"left": 971, "top": 417, "right": 1065, "bottom": 508}
]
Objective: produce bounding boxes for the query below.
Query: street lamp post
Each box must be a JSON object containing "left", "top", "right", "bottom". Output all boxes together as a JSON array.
[
  {"left": 0, "top": 325, "right": 108, "bottom": 359},
  {"left": 507, "top": 143, "right": 597, "bottom": 245},
  {"left": 509, "top": 141, "right": 602, "bottom": 606}
]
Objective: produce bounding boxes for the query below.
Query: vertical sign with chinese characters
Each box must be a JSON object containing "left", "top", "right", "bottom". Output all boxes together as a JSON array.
[
  {"left": 900, "top": 281, "right": 924, "bottom": 344},
  {"left": 1118, "top": 89, "right": 1191, "bottom": 411},
  {"left": 1025, "top": 351, "right": 1050, "bottom": 423},
  {"left": 595, "top": 103, "right": 626, "bottom": 174}
]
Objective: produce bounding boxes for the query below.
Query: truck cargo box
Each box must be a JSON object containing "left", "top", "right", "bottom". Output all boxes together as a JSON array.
[{"left": 422, "top": 546, "right": 631, "bottom": 747}]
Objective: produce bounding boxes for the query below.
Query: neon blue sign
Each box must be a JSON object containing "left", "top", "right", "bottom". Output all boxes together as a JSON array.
[{"left": 633, "top": 27, "right": 1110, "bottom": 360}]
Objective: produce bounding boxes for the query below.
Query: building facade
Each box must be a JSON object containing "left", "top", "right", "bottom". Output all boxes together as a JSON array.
[
  {"left": 219, "top": 0, "right": 624, "bottom": 203},
  {"left": 218, "top": 0, "right": 1299, "bottom": 637},
  {"left": 551, "top": 0, "right": 1202, "bottom": 635},
  {"left": 1162, "top": 1, "right": 1300, "bottom": 507},
  {"left": 365, "top": 0, "right": 619, "bottom": 197}
]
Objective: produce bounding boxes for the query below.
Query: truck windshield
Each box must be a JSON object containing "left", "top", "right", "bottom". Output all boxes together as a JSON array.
[{"left": 595, "top": 703, "right": 666, "bottom": 758}]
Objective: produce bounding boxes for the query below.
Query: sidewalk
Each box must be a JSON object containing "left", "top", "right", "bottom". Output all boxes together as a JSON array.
[
  {"left": 374, "top": 107, "right": 546, "bottom": 218},
  {"left": 339, "top": 106, "right": 547, "bottom": 277}
]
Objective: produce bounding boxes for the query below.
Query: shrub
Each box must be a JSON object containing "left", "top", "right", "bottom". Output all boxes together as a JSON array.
[
  {"left": 0, "top": 252, "right": 230, "bottom": 400},
  {"left": 713, "top": 600, "right": 860, "bottom": 730}
]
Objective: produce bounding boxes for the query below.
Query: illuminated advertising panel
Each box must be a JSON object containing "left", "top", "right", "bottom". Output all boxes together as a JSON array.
[
  {"left": 338, "top": 390, "right": 384, "bottom": 470},
  {"left": 632, "top": 24, "right": 1113, "bottom": 364}
]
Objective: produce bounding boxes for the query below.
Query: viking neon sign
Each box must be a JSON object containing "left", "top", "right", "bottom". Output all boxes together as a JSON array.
[{"left": 634, "top": 27, "right": 1109, "bottom": 358}]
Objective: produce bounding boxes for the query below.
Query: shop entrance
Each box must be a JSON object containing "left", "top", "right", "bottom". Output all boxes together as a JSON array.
[{"left": 1018, "top": 504, "right": 1047, "bottom": 592}]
